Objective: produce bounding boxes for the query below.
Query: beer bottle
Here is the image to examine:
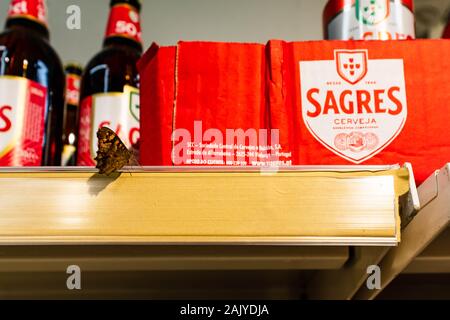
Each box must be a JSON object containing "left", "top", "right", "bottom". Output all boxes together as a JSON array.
[
  {"left": 77, "top": 0, "right": 142, "bottom": 166},
  {"left": 0, "top": 0, "right": 65, "bottom": 166},
  {"left": 61, "top": 63, "right": 82, "bottom": 166}
]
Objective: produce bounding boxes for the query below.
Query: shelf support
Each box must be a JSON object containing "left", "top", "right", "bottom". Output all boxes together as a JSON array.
[{"left": 353, "top": 164, "right": 450, "bottom": 300}]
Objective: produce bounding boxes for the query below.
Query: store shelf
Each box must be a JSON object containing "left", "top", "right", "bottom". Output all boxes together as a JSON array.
[
  {"left": 404, "top": 227, "right": 450, "bottom": 274},
  {"left": 352, "top": 164, "right": 450, "bottom": 300},
  {"left": 0, "top": 165, "right": 414, "bottom": 246},
  {"left": 0, "top": 246, "right": 348, "bottom": 272},
  {"left": 0, "top": 269, "right": 313, "bottom": 300},
  {"left": 0, "top": 165, "right": 418, "bottom": 299},
  {"left": 307, "top": 246, "right": 390, "bottom": 300}
]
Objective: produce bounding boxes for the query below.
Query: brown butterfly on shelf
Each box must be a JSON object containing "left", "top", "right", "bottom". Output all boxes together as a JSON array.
[{"left": 95, "top": 127, "right": 140, "bottom": 176}]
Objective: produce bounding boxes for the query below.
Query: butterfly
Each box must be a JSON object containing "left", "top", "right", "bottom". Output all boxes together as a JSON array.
[{"left": 95, "top": 127, "right": 139, "bottom": 176}]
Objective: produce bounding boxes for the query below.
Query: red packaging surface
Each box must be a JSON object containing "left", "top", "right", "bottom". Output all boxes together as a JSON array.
[
  {"left": 268, "top": 40, "right": 450, "bottom": 183},
  {"left": 138, "top": 42, "right": 279, "bottom": 167},
  {"left": 139, "top": 40, "right": 450, "bottom": 184}
]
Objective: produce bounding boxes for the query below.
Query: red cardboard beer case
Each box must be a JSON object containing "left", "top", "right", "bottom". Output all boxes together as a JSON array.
[{"left": 138, "top": 40, "right": 450, "bottom": 184}]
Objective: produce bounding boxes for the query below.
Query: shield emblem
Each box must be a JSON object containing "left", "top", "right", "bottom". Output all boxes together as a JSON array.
[
  {"left": 299, "top": 49, "right": 408, "bottom": 164},
  {"left": 356, "top": 0, "right": 390, "bottom": 25},
  {"left": 335, "top": 50, "right": 368, "bottom": 85}
]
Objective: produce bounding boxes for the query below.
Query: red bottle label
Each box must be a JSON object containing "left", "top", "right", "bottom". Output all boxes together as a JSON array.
[
  {"left": 105, "top": 4, "right": 142, "bottom": 44},
  {"left": 77, "top": 87, "right": 140, "bottom": 166},
  {"left": 66, "top": 73, "right": 81, "bottom": 107},
  {"left": 7, "top": 0, "right": 48, "bottom": 26},
  {"left": 0, "top": 76, "right": 47, "bottom": 166}
]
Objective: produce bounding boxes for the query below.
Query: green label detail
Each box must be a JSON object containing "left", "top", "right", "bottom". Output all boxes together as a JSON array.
[{"left": 356, "top": 0, "right": 390, "bottom": 26}]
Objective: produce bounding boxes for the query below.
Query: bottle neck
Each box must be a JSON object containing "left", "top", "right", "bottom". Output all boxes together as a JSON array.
[
  {"left": 103, "top": 36, "right": 143, "bottom": 54},
  {"left": 65, "top": 71, "right": 81, "bottom": 107},
  {"left": 103, "top": 3, "right": 143, "bottom": 51},
  {"left": 5, "top": 18, "right": 49, "bottom": 40}
]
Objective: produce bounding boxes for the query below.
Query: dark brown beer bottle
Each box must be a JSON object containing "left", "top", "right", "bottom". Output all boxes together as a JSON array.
[
  {"left": 0, "top": 0, "right": 65, "bottom": 166},
  {"left": 77, "top": 0, "right": 142, "bottom": 166},
  {"left": 61, "top": 63, "right": 82, "bottom": 166}
]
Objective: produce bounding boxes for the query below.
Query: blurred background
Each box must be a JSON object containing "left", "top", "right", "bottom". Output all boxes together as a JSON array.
[{"left": 0, "top": 0, "right": 449, "bottom": 65}]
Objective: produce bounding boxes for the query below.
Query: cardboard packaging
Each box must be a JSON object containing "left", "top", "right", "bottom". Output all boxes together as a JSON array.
[
  {"left": 138, "top": 41, "right": 276, "bottom": 167},
  {"left": 138, "top": 40, "right": 450, "bottom": 184},
  {"left": 268, "top": 40, "right": 450, "bottom": 183}
]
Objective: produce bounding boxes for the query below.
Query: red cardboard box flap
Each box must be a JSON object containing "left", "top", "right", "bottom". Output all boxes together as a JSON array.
[{"left": 138, "top": 43, "right": 177, "bottom": 165}]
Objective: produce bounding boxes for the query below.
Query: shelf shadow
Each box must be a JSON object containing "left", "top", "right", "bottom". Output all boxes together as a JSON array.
[{"left": 87, "top": 172, "right": 122, "bottom": 196}]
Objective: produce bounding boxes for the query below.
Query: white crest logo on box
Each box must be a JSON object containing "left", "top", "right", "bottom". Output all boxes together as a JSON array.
[{"left": 300, "top": 49, "right": 407, "bottom": 164}]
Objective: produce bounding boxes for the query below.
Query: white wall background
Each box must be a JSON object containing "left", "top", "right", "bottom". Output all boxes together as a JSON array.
[
  {"left": 0, "top": 0, "right": 328, "bottom": 66},
  {"left": 0, "top": 0, "right": 448, "bottom": 67}
]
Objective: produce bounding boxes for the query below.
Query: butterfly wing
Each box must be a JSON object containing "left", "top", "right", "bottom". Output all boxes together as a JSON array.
[{"left": 95, "top": 127, "right": 133, "bottom": 175}]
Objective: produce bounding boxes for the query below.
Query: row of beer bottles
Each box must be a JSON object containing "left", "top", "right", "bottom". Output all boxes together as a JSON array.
[{"left": 0, "top": 0, "right": 142, "bottom": 167}]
